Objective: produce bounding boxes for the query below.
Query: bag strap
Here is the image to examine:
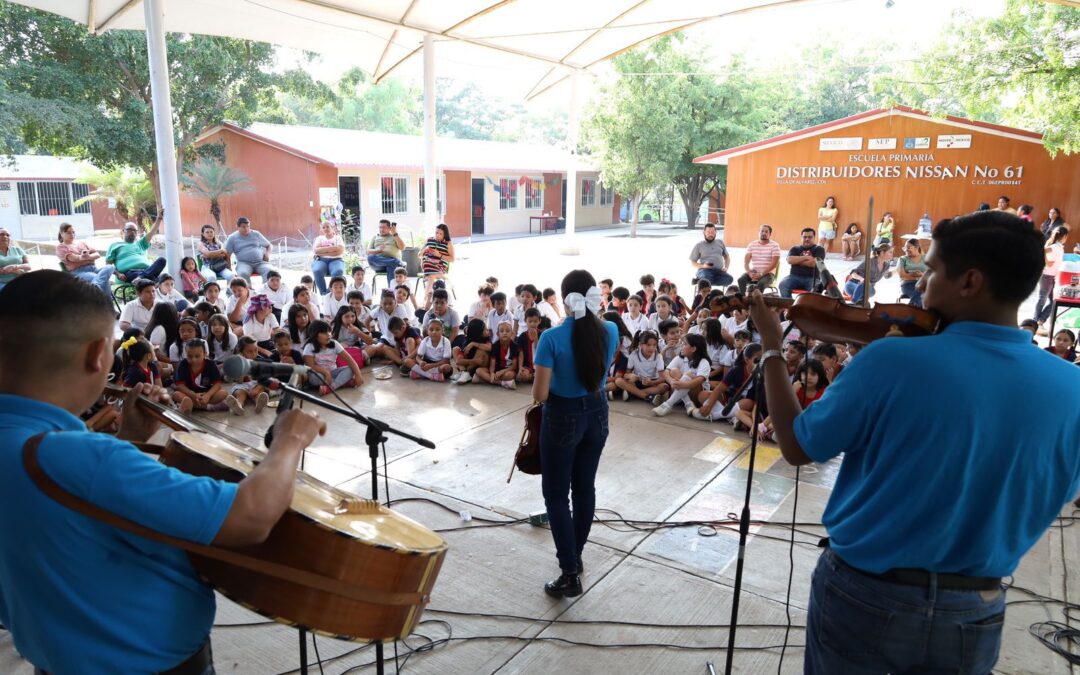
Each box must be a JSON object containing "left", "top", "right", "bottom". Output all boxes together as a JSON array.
[{"left": 22, "top": 432, "right": 425, "bottom": 608}]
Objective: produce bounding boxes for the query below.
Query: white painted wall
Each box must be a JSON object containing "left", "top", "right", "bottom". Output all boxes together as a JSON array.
[{"left": 7, "top": 214, "right": 94, "bottom": 241}]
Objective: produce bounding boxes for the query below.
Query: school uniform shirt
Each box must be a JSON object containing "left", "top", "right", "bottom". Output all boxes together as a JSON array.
[
  {"left": 516, "top": 332, "right": 539, "bottom": 370},
  {"left": 507, "top": 295, "right": 521, "bottom": 314},
  {"left": 168, "top": 342, "right": 188, "bottom": 364},
  {"left": 263, "top": 285, "right": 290, "bottom": 310},
  {"left": 243, "top": 314, "right": 280, "bottom": 342},
  {"left": 349, "top": 281, "right": 372, "bottom": 302},
  {"left": 622, "top": 312, "right": 650, "bottom": 337},
  {"left": 705, "top": 342, "right": 728, "bottom": 371},
  {"left": 467, "top": 301, "right": 491, "bottom": 321},
  {"left": 206, "top": 332, "right": 238, "bottom": 365},
  {"left": 155, "top": 287, "right": 186, "bottom": 306},
  {"left": 321, "top": 293, "right": 349, "bottom": 319},
  {"left": 282, "top": 301, "right": 322, "bottom": 325},
  {"left": 647, "top": 312, "right": 676, "bottom": 333},
  {"left": 423, "top": 308, "right": 461, "bottom": 333},
  {"left": 119, "top": 299, "right": 156, "bottom": 330},
  {"left": 148, "top": 326, "right": 172, "bottom": 353},
  {"left": 491, "top": 339, "right": 519, "bottom": 371},
  {"left": 667, "top": 355, "right": 711, "bottom": 381},
  {"left": 175, "top": 359, "right": 223, "bottom": 393},
  {"left": 536, "top": 301, "right": 560, "bottom": 326},
  {"left": 417, "top": 336, "right": 452, "bottom": 363},
  {"left": 302, "top": 341, "right": 345, "bottom": 371},
  {"left": 626, "top": 350, "right": 664, "bottom": 380},
  {"left": 271, "top": 348, "right": 304, "bottom": 365},
  {"left": 513, "top": 304, "right": 536, "bottom": 336},
  {"left": 369, "top": 304, "right": 413, "bottom": 336},
  {"left": 722, "top": 316, "right": 749, "bottom": 337},
  {"left": 382, "top": 327, "right": 422, "bottom": 358},
  {"left": 225, "top": 294, "right": 249, "bottom": 322},
  {"left": 122, "top": 362, "right": 159, "bottom": 387},
  {"left": 198, "top": 295, "right": 227, "bottom": 315},
  {"left": 487, "top": 308, "right": 515, "bottom": 337}
]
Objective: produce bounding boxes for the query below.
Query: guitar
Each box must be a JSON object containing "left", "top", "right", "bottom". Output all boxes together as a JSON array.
[{"left": 97, "top": 384, "right": 448, "bottom": 642}]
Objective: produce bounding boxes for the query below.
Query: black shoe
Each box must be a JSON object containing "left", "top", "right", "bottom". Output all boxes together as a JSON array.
[
  {"left": 544, "top": 573, "right": 582, "bottom": 598},
  {"left": 576, "top": 559, "right": 584, "bottom": 575}
]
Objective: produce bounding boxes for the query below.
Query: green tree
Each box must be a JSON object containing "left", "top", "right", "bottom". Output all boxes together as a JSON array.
[
  {"left": 179, "top": 159, "right": 254, "bottom": 236},
  {"left": 74, "top": 166, "right": 157, "bottom": 226},
  {"left": 435, "top": 79, "right": 511, "bottom": 140},
  {"left": 889, "top": 0, "right": 1079, "bottom": 155},
  {"left": 271, "top": 68, "right": 421, "bottom": 134},
  {"left": 0, "top": 4, "right": 327, "bottom": 206},
  {"left": 583, "top": 37, "right": 686, "bottom": 237}
]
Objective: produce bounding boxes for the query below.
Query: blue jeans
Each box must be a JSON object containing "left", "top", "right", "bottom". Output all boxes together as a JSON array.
[
  {"left": 312, "top": 257, "right": 346, "bottom": 295},
  {"left": 695, "top": 267, "right": 733, "bottom": 287},
  {"left": 806, "top": 548, "right": 1005, "bottom": 674},
  {"left": 845, "top": 279, "right": 875, "bottom": 304},
  {"left": 236, "top": 261, "right": 272, "bottom": 285},
  {"left": 540, "top": 391, "right": 610, "bottom": 573},
  {"left": 778, "top": 274, "right": 815, "bottom": 299},
  {"left": 304, "top": 365, "right": 354, "bottom": 391},
  {"left": 1033, "top": 273, "right": 1055, "bottom": 323},
  {"left": 901, "top": 280, "right": 923, "bottom": 308},
  {"left": 118, "top": 257, "right": 166, "bottom": 283},
  {"left": 70, "top": 264, "right": 115, "bottom": 297},
  {"left": 200, "top": 266, "right": 235, "bottom": 286},
  {"left": 367, "top": 254, "right": 402, "bottom": 288}
]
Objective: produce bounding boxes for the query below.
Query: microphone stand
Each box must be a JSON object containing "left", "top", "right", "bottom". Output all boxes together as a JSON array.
[{"left": 259, "top": 377, "right": 435, "bottom": 675}]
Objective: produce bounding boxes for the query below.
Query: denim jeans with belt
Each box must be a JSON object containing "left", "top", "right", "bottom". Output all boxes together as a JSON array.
[
  {"left": 540, "top": 391, "right": 609, "bottom": 573},
  {"left": 805, "top": 548, "right": 1005, "bottom": 674}
]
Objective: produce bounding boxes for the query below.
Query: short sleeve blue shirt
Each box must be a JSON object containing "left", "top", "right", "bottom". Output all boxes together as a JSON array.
[
  {"left": 0, "top": 395, "right": 238, "bottom": 674},
  {"left": 534, "top": 316, "right": 619, "bottom": 398},
  {"left": 793, "top": 322, "right": 1080, "bottom": 576}
]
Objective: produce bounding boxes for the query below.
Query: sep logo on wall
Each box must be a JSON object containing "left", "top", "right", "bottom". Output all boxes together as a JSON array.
[
  {"left": 904, "top": 137, "right": 931, "bottom": 149},
  {"left": 868, "top": 138, "right": 896, "bottom": 150}
]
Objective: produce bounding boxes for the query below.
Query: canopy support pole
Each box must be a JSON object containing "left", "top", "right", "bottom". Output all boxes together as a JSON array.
[
  {"left": 143, "top": 0, "right": 183, "bottom": 278},
  {"left": 422, "top": 34, "right": 438, "bottom": 234},
  {"left": 560, "top": 69, "right": 581, "bottom": 256}
]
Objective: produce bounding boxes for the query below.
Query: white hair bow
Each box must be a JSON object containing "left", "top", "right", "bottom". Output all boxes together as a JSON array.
[{"left": 565, "top": 285, "right": 602, "bottom": 319}]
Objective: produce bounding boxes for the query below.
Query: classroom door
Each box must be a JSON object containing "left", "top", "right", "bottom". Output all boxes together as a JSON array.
[{"left": 471, "top": 178, "right": 485, "bottom": 235}]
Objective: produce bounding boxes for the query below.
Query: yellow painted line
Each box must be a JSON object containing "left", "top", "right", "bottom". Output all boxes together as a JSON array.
[
  {"left": 736, "top": 443, "right": 782, "bottom": 472},
  {"left": 693, "top": 436, "right": 745, "bottom": 464}
]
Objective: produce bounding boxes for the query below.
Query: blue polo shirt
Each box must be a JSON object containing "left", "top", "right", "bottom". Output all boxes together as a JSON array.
[
  {"left": 535, "top": 316, "right": 618, "bottom": 398},
  {"left": 0, "top": 395, "right": 237, "bottom": 674},
  {"left": 794, "top": 322, "right": 1080, "bottom": 577}
]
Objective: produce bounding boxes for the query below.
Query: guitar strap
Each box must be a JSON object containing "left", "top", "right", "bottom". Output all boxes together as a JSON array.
[{"left": 22, "top": 432, "right": 425, "bottom": 608}]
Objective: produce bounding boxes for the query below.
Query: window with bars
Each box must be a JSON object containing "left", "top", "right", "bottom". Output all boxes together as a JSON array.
[
  {"left": 14, "top": 181, "right": 90, "bottom": 216},
  {"left": 72, "top": 182, "right": 91, "bottom": 214},
  {"left": 17, "top": 182, "right": 37, "bottom": 215},
  {"left": 419, "top": 177, "right": 442, "bottom": 214},
  {"left": 581, "top": 178, "right": 596, "bottom": 207},
  {"left": 599, "top": 184, "right": 614, "bottom": 207},
  {"left": 36, "top": 181, "right": 73, "bottom": 216},
  {"left": 524, "top": 177, "right": 543, "bottom": 210},
  {"left": 498, "top": 177, "right": 518, "bottom": 210},
  {"left": 380, "top": 175, "right": 408, "bottom": 214}
]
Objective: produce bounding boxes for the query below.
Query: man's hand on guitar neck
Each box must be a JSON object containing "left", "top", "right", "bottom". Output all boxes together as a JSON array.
[{"left": 117, "top": 383, "right": 172, "bottom": 443}]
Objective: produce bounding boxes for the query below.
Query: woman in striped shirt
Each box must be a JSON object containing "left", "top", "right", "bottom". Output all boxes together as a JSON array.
[{"left": 421, "top": 223, "right": 456, "bottom": 294}]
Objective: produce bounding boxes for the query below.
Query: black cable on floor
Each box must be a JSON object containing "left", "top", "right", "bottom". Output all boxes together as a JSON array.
[{"left": 778, "top": 464, "right": 800, "bottom": 673}]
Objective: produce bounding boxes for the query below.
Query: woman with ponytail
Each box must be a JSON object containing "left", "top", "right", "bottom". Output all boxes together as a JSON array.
[{"left": 532, "top": 270, "right": 619, "bottom": 598}]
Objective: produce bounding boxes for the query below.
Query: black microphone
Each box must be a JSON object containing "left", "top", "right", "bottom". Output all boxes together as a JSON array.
[{"left": 223, "top": 355, "right": 308, "bottom": 383}]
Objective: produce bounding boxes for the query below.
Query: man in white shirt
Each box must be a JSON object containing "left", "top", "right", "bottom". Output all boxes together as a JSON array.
[{"left": 119, "top": 279, "right": 158, "bottom": 331}]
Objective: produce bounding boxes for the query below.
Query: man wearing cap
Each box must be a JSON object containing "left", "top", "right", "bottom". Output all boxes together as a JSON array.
[{"left": 225, "top": 217, "right": 273, "bottom": 284}]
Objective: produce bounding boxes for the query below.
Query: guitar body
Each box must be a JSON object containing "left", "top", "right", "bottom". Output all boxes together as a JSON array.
[{"left": 160, "top": 431, "right": 446, "bottom": 642}]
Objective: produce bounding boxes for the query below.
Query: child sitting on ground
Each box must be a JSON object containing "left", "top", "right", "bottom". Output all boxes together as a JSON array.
[
  {"left": 331, "top": 305, "right": 369, "bottom": 367},
  {"left": 602, "top": 311, "right": 634, "bottom": 399},
  {"left": 475, "top": 321, "right": 518, "bottom": 389},
  {"left": 693, "top": 342, "right": 761, "bottom": 422},
  {"left": 1047, "top": 328, "right": 1078, "bottom": 361},
  {"left": 321, "top": 275, "right": 349, "bottom": 320},
  {"left": 653, "top": 334, "right": 711, "bottom": 417},
  {"left": 690, "top": 279, "right": 712, "bottom": 313},
  {"left": 657, "top": 319, "right": 683, "bottom": 367},
  {"left": 349, "top": 266, "right": 372, "bottom": 305},
  {"left": 199, "top": 281, "right": 226, "bottom": 316},
  {"left": 364, "top": 316, "right": 420, "bottom": 366},
  {"left": 206, "top": 313, "right": 238, "bottom": 366},
  {"left": 451, "top": 319, "right": 491, "bottom": 385},
  {"left": 647, "top": 295, "right": 677, "bottom": 332},
  {"left": 813, "top": 342, "right": 844, "bottom": 381},
  {"left": 368, "top": 290, "right": 413, "bottom": 338},
  {"left": 784, "top": 340, "right": 808, "bottom": 378},
  {"left": 271, "top": 329, "right": 304, "bottom": 366},
  {"left": 284, "top": 285, "right": 321, "bottom": 326},
  {"left": 468, "top": 285, "right": 494, "bottom": 322},
  {"left": 755, "top": 358, "right": 830, "bottom": 442},
  {"left": 701, "top": 318, "right": 731, "bottom": 380},
  {"left": 121, "top": 337, "right": 161, "bottom": 388},
  {"left": 422, "top": 289, "right": 460, "bottom": 342},
  {"left": 263, "top": 270, "right": 289, "bottom": 322},
  {"left": 179, "top": 257, "right": 203, "bottom": 303},
  {"left": 615, "top": 329, "right": 668, "bottom": 403},
  {"left": 610, "top": 286, "right": 630, "bottom": 315},
  {"left": 541, "top": 288, "right": 562, "bottom": 325},
  {"left": 172, "top": 338, "right": 231, "bottom": 412},
  {"left": 486, "top": 292, "right": 513, "bottom": 337},
  {"left": 286, "top": 305, "right": 311, "bottom": 352},
  {"left": 225, "top": 336, "right": 270, "bottom": 415},
  {"left": 622, "top": 294, "right": 649, "bottom": 338},
  {"left": 225, "top": 278, "right": 251, "bottom": 334},
  {"left": 170, "top": 318, "right": 200, "bottom": 364},
  {"left": 513, "top": 285, "right": 541, "bottom": 336},
  {"left": 516, "top": 307, "right": 542, "bottom": 384},
  {"left": 302, "top": 320, "right": 363, "bottom": 394},
  {"left": 346, "top": 291, "right": 372, "bottom": 329},
  {"left": 243, "top": 294, "right": 279, "bottom": 355},
  {"left": 299, "top": 274, "right": 320, "bottom": 304},
  {"left": 637, "top": 274, "right": 657, "bottom": 312},
  {"left": 404, "top": 318, "right": 453, "bottom": 381},
  {"left": 156, "top": 274, "right": 188, "bottom": 312}
]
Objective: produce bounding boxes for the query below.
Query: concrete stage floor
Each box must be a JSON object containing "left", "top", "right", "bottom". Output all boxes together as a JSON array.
[{"left": 2, "top": 226, "right": 1074, "bottom": 673}]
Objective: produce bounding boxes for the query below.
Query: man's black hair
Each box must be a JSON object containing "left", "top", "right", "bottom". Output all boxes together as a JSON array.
[{"left": 933, "top": 211, "right": 1043, "bottom": 304}]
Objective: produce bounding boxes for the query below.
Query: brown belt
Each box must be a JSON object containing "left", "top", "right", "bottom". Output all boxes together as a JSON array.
[
  {"left": 821, "top": 538, "right": 1002, "bottom": 592},
  {"left": 35, "top": 639, "right": 212, "bottom": 675}
]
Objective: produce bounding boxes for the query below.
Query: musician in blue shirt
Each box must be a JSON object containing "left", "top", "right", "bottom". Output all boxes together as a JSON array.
[
  {"left": 0, "top": 271, "right": 325, "bottom": 675},
  {"left": 749, "top": 210, "right": 1080, "bottom": 673}
]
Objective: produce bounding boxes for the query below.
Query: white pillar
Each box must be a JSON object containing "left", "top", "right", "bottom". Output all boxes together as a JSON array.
[
  {"left": 143, "top": 0, "right": 184, "bottom": 278},
  {"left": 422, "top": 34, "right": 438, "bottom": 233},
  {"left": 561, "top": 69, "right": 581, "bottom": 256}
]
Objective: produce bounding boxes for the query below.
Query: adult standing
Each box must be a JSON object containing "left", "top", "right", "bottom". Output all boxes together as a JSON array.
[
  {"left": 897, "top": 238, "right": 928, "bottom": 308},
  {"left": 0, "top": 270, "right": 325, "bottom": 675},
  {"left": 532, "top": 270, "right": 618, "bottom": 599},
  {"left": 747, "top": 210, "right": 1080, "bottom": 674},
  {"left": 840, "top": 222, "right": 862, "bottom": 261},
  {"left": 56, "top": 223, "right": 114, "bottom": 297},
  {"left": 689, "top": 223, "right": 732, "bottom": 287},
  {"left": 420, "top": 224, "right": 455, "bottom": 293},
  {"left": 366, "top": 219, "right": 405, "bottom": 289},
  {"left": 844, "top": 243, "right": 894, "bottom": 304},
  {"left": 105, "top": 218, "right": 166, "bottom": 284},
  {"left": 311, "top": 221, "right": 346, "bottom": 296},
  {"left": 1033, "top": 226, "right": 1068, "bottom": 330},
  {"left": 0, "top": 228, "right": 32, "bottom": 292},
  {"left": 196, "top": 224, "right": 235, "bottom": 286},
  {"left": 778, "top": 228, "right": 825, "bottom": 299},
  {"left": 1040, "top": 207, "right": 1067, "bottom": 241},
  {"left": 817, "top": 196, "right": 839, "bottom": 254},
  {"left": 737, "top": 224, "right": 782, "bottom": 294},
  {"left": 225, "top": 217, "right": 273, "bottom": 285}
]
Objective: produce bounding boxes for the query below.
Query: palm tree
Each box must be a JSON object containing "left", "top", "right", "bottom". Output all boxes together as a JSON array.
[
  {"left": 180, "top": 160, "right": 253, "bottom": 237},
  {"left": 74, "top": 166, "right": 158, "bottom": 229}
]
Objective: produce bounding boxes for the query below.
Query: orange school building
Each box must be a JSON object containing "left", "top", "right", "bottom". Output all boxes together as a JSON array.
[{"left": 694, "top": 107, "right": 1080, "bottom": 251}]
